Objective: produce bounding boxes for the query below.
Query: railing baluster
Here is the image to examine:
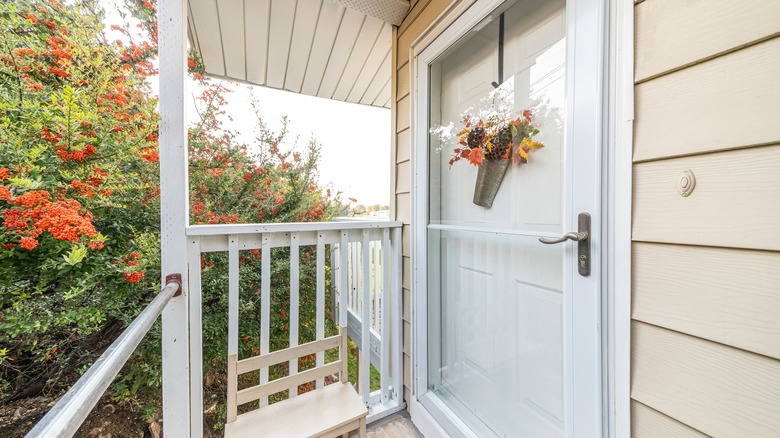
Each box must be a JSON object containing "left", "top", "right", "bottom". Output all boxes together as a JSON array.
[
  {"left": 188, "top": 237, "right": 204, "bottom": 435},
  {"left": 352, "top": 242, "right": 358, "bottom": 314},
  {"left": 260, "top": 235, "right": 271, "bottom": 407},
  {"left": 227, "top": 236, "right": 239, "bottom": 422},
  {"left": 339, "top": 232, "right": 348, "bottom": 327},
  {"left": 392, "top": 227, "right": 402, "bottom": 403},
  {"left": 372, "top": 241, "right": 379, "bottom": 332},
  {"left": 289, "top": 232, "right": 300, "bottom": 398},
  {"left": 361, "top": 230, "right": 371, "bottom": 405},
  {"left": 330, "top": 245, "right": 338, "bottom": 325},
  {"left": 381, "top": 229, "right": 391, "bottom": 405},
  {"left": 356, "top": 242, "right": 361, "bottom": 314},
  {"left": 348, "top": 243, "right": 353, "bottom": 313},
  {"left": 315, "top": 233, "right": 325, "bottom": 389}
]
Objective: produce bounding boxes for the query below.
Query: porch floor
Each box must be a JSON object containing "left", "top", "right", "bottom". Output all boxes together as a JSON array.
[{"left": 363, "top": 411, "right": 422, "bottom": 437}]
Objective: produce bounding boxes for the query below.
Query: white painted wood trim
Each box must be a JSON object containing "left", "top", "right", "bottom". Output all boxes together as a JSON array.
[
  {"left": 337, "top": 327, "right": 348, "bottom": 384},
  {"left": 373, "top": 242, "right": 380, "bottom": 333},
  {"left": 340, "top": 232, "right": 350, "bottom": 326},
  {"left": 380, "top": 229, "right": 391, "bottom": 405},
  {"left": 228, "top": 235, "right": 239, "bottom": 357},
  {"left": 195, "top": 229, "right": 386, "bottom": 252},
  {"left": 187, "top": 220, "right": 402, "bottom": 236},
  {"left": 407, "top": 0, "right": 480, "bottom": 61},
  {"left": 227, "top": 354, "right": 238, "bottom": 423},
  {"left": 289, "top": 232, "right": 300, "bottom": 398},
  {"left": 391, "top": 227, "right": 403, "bottom": 403},
  {"left": 186, "top": 236, "right": 203, "bottom": 437},
  {"left": 159, "top": 0, "right": 192, "bottom": 435},
  {"left": 259, "top": 234, "right": 271, "bottom": 407},
  {"left": 315, "top": 233, "right": 326, "bottom": 389},
  {"left": 409, "top": 393, "right": 463, "bottom": 438},
  {"left": 608, "top": 0, "right": 634, "bottom": 437},
  {"left": 409, "top": 399, "right": 449, "bottom": 438},
  {"left": 361, "top": 230, "right": 372, "bottom": 404}
]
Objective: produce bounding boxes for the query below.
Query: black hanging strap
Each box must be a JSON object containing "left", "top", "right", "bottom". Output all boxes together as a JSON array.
[
  {"left": 492, "top": 13, "right": 505, "bottom": 88},
  {"left": 498, "top": 13, "right": 504, "bottom": 84}
]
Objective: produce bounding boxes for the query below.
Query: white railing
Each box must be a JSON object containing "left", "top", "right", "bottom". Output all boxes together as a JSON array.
[
  {"left": 333, "top": 236, "right": 391, "bottom": 404},
  {"left": 185, "top": 220, "right": 404, "bottom": 429}
]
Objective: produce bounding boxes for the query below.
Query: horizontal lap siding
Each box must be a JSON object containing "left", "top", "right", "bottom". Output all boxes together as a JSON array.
[
  {"left": 632, "top": 243, "right": 780, "bottom": 360},
  {"left": 392, "top": 0, "right": 452, "bottom": 407},
  {"left": 634, "top": 39, "right": 780, "bottom": 162},
  {"left": 632, "top": 145, "right": 780, "bottom": 251},
  {"left": 632, "top": 0, "right": 780, "bottom": 435},
  {"left": 632, "top": 322, "right": 780, "bottom": 436},
  {"left": 631, "top": 400, "right": 707, "bottom": 438}
]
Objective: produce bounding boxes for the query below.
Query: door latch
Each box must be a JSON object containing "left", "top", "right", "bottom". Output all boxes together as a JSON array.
[{"left": 538, "top": 212, "right": 591, "bottom": 277}]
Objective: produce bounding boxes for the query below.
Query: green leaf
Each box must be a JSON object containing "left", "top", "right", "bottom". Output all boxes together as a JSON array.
[
  {"left": 9, "top": 176, "right": 42, "bottom": 190},
  {"left": 63, "top": 244, "right": 88, "bottom": 266}
]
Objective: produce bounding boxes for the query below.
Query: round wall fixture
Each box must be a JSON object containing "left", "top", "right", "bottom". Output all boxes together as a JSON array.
[{"left": 677, "top": 169, "right": 696, "bottom": 197}]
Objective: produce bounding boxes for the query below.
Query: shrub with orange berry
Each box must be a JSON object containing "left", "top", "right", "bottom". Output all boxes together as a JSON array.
[{"left": 0, "top": 0, "right": 349, "bottom": 412}]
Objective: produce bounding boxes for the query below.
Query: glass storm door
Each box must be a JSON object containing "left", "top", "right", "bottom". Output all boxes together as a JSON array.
[{"left": 415, "top": 0, "right": 604, "bottom": 436}]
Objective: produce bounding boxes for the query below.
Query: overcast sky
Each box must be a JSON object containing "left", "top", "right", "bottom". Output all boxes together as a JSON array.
[
  {"left": 218, "top": 84, "right": 391, "bottom": 207},
  {"left": 102, "top": 0, "right": 391, "bottom": 206}
]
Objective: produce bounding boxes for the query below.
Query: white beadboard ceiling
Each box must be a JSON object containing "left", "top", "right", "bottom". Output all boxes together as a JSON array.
[{"left": 187, "top": 0, "right": 409, "bottom": 108}]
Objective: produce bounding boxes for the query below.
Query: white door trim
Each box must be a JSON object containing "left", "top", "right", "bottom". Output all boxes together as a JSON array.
[
  {"left": 406, "top": 0, "right": 634, "bottom": 436},
  {"left": 604, "top": 0, "right": 633, "bottom": 437}
]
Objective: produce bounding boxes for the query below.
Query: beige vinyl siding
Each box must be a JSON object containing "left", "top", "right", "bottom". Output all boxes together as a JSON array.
[
  {"left": 633, "top": 38, "right": 780, "bottom": 162},
  {"left": 632, "top": 322, "right": 780, "bottom": 436},
  {"left": 631, "top": 401, "right": 707, "bottom": 438},
  {"left": 632, "top": 243, "right": 780, "bottom": 360},
  {"left": 631, "top": 0, "right": 780, "bottom": 436},
  {"left": 634, "top": 0, "right": 780, "bottom": 83},
  {"left": 391, "top": 0, "right": 452, "bottom": 407}
]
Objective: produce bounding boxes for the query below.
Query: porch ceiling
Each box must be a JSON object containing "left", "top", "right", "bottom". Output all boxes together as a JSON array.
[{"left": 187, "top": 0, "right": 410, "bottom": 108}]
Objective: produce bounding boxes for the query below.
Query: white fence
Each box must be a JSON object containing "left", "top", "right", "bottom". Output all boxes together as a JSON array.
[
  {"left": 332, "top": 238, "right": 391, "bottom": 403},
  {"left": 185, "top": 220, "right": 404, "bottom": 428}
]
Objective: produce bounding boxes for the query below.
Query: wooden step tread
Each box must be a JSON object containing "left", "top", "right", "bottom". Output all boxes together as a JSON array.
[{"left": 225, "top": 382, "right": 368, "bottom": 438}]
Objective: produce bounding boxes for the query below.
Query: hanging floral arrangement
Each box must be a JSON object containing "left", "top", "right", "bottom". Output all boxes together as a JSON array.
[
  {"left": 432, "top": 85, "right": 545, "bottom": 208},
  {"left": 450, "top": 109, "right": 544, "bottom": 168}
]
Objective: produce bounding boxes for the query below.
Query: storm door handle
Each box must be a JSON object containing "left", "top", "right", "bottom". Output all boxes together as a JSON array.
[{"left": 538, "top": 213, "right": 591, "bottom": 277}]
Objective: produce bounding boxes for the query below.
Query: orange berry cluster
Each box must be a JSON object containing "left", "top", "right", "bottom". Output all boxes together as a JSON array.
[{"left": 2, "top": 189, "right": 96, "bottom": 250}]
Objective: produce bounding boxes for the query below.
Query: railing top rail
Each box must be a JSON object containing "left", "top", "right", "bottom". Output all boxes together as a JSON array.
[
  {"left": 25, "top": 280, "right": 181, "bottom": 438},
  {"left": 186, "top": 219, "right": 403, "bottom": 236}
]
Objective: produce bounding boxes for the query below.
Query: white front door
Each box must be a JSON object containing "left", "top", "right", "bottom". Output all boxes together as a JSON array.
[{"left": 413, "top": 0, "right": 604, "bottom": 436}]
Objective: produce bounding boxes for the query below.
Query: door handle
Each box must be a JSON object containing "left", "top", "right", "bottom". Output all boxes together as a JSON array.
[
  {"left": 538, "top": 213, "right": 591, "bottom": 277},
  {"left": 538, "top": 232, "right": 588, "bottom": 244}
]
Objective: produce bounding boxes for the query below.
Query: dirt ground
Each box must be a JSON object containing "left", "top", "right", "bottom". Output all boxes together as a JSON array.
[
  {"left": 1, "top": 393, "right": 152, "bottom": 437},
  {"left": 1, "top": 392, "right": 226, "bottom": 437}
]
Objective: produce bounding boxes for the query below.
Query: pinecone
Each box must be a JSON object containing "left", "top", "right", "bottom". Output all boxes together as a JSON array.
[
  {"left": 485, "top": 126, "right": 512, "bottom": 161},
  {"left": 467, "top": 126, "right": 486, "bottom": 150}
]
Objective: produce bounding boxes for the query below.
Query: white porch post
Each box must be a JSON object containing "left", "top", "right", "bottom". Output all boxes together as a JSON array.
[{"left": 159, "top": 0, "right": 192, "bottom": 435}]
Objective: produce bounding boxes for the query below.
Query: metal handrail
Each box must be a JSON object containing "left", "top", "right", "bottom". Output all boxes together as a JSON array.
[{"left": 26, "top": 280, "right": 182, "bottom": 438}]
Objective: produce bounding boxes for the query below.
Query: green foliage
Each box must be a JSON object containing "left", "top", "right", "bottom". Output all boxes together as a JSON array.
[
  {"left": 0, "top": 0, "right": 161, "bottom": 400},
  {"left": 0, "top": 0, "right": 348, "bottom": 416}
]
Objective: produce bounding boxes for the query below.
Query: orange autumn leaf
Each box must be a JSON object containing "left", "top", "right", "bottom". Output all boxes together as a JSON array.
[{"left": 467, "top": 148, "right": 484, "bottom": 166}]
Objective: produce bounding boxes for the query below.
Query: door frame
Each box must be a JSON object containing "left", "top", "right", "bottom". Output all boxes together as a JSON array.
[{"left": 406, "top": 0, "right": 633, "bottom": 436}]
